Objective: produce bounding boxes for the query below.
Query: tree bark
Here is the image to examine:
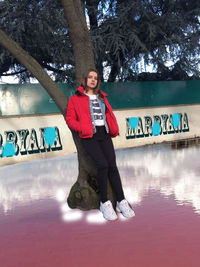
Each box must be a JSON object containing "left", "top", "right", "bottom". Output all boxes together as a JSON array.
[
  {"left": 61, "top": 0, "right": 116, "bottom": 210},
  {"left": 67, "top": 131, "right": 116, "bottom": 210},
  {"left": 61, "top": 0, "right": 95, "bottom": 83},
  {"left": 86, "top": 0, "right": 100, "bottom": 30}
]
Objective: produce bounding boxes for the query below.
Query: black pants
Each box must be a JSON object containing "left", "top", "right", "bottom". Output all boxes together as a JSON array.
[{"left": 80, "top": 126, "right": 125, "bottom": 203}]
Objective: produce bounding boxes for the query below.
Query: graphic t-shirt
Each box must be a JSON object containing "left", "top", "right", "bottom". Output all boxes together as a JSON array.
[{"left": 84, "top": 93, "right": 104, "bottom": 126}]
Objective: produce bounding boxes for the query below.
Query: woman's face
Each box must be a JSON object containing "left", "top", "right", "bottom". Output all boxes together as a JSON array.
[{"left": 86, "top": 71, "right": 98, "bottom": 89}]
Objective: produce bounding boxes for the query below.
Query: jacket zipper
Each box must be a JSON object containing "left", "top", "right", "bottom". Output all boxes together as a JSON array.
[{"left": 86, "top": 96, "right": 94, "bottom": 136}]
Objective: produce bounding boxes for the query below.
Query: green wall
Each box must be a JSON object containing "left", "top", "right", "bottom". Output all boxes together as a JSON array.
[
  {"left": 103, "top": 80, "right": 200, "bottom": 109},
  {"left": 0, "top": 80, "right": 199, "bottom": 116}
]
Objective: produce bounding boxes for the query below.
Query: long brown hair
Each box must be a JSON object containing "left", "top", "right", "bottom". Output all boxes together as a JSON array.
[{"left": 79, "top": 68, "right": 104, "bottom": 100}]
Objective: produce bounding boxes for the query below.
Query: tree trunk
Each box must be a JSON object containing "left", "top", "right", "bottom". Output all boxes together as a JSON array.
[
  {"left": 61, "top": 0, "right": 116, "bottom": 210},
  {"left": 67, "top": 131, "right": 116, "bottom": 210},
  {"left": 108, "top": 63, "right": 119, "bottom": 82},
  {"left": 61, "top": 0, "right": 95, "bottom": 83},
  {"left": 86, "top": 0, "right": 100, "bottom": 30}
]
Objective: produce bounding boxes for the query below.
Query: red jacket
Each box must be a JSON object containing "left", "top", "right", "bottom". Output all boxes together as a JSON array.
[{"left": 65, "top": 86, "right": 119, "bottom": 138}]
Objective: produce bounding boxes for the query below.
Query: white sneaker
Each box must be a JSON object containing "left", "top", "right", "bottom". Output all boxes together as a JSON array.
[
  {"left": 116, "top": 199, "right": 135, "bottom": 218},
  {"left": 100, "top": 200, "right": 118, "bottom": 221}
]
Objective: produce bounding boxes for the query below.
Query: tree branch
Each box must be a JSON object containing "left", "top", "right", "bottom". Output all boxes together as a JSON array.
[
  {"left": 1, "top": 69, "right": 26, "bottom": 76},
  {"left": 0, "top": 28, "right": 67, "bottom": 116}
]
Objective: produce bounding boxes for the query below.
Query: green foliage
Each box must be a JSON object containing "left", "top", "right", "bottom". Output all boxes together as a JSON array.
[
  {"left": 0, "top": 0, "right": 200, "bottom": 82},
  {"left": 90, "top": 0, "right": 200, "bottom": 81},
  {"left": 0, "top": 0, "right": 75, "bottom": 82}
]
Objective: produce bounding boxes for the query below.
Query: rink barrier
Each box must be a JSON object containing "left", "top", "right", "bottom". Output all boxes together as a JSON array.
[
  {"left": 0, "top": 80, "right": 200, "bottom": 166},
  {"left": 0, "top": 80, "right": 200, "bottom": 116}
]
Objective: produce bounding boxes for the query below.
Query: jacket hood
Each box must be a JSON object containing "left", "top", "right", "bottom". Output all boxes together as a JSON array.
[{"left": 76, "top": 86, "right": 108, "bottom": 97}]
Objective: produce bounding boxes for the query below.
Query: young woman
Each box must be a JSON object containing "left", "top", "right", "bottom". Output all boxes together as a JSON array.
[{"left": 66, "top": 69, "right": 135, "bottom": 221}]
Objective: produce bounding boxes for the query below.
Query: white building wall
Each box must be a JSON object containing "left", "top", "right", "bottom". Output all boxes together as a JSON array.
[{"left": 0, "top": 104, "right": 200, "bottom": 166}]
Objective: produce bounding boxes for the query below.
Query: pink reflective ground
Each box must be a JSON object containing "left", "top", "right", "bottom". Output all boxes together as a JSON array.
[{"left": 0, "top": 143, "right": 200, "bottom": 267}]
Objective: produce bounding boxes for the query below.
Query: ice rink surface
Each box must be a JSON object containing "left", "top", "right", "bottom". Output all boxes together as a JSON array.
[{"left": 0, "top": 142, "right": 200, "bottom": 267}]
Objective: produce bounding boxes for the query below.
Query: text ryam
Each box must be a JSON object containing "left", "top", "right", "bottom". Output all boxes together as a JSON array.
[{"left": 0, "top": 127, "right": 62, "bottom": 158}]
